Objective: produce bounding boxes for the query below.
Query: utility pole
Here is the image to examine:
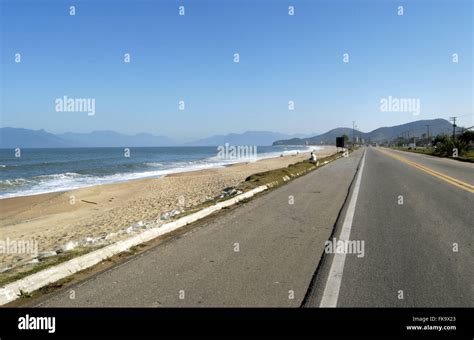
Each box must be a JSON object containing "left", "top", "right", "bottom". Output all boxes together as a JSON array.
[
  {"left": 352, "top": 121, "right": 355, "bottom": 145},
  {"left": 425, "top": 124, "right": 430, "bottom": 139},
  {"left": 449, "top": 117, "right": 457, "bottom": 141}
]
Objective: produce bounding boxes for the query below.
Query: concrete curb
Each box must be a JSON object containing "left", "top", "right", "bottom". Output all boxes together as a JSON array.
[{"left": 0, "top": 185, "right": 268, "bottom": 306}]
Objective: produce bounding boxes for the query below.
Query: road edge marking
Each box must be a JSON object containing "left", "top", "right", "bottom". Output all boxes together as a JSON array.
[{"left": 319, "top": 149, "right": 366, "bottom": 307}]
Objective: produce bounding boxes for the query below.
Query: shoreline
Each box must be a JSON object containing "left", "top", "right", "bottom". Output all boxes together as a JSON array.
[
  {"left": 0, "top": 146, "right": 336, "bottom": 275},
  {"left": 0, "top": 146, "right": 317, "bottom": 200}
]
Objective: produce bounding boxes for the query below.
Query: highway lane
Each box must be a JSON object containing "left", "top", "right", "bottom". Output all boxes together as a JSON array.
[
  {"left": 305, "top": 147, "right": 474, "bottom": 307},
  {"left": 34, "top": 150, "right": 364, "bottom": 307}
]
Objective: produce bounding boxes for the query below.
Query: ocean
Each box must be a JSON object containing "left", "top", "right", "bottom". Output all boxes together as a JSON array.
[{"left": 0, "top": 146, "right": 316, "bottom": 199}]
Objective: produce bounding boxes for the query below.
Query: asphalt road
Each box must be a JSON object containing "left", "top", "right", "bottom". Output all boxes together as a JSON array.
[
  {"left": 304, "top": 147, "right": 473, "bottom": 307},
  {"left": 34, "top": 147, "right": 473, "bottom": 307},
  {"left": 35, "top": 150, "right": 364, "bottom": 307}
]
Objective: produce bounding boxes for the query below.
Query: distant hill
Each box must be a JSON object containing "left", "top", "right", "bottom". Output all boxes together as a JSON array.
[
  {"left": 0, "top": 128, "right": 72, "bottom": 148},
  {"left": 0, "top": 128, "right": 174, "bottom": 148},
  {"left": 282, "top": 127, "right": 364, "bottom": 146},
  {"left": 273, "top": 119, "right": 453, "bottom": 145},
  {"left": 188, "top": 131, "right": 317, "bottom": 146}
]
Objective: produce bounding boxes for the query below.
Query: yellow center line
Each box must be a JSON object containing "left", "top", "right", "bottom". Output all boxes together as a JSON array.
[{"left": 376, "top": 148, "right": 474, "bottom": 194}]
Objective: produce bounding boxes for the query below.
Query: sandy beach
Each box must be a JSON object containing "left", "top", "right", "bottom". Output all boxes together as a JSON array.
[{"left": 0, "top": 147, "right": 336, "bottom": 272}]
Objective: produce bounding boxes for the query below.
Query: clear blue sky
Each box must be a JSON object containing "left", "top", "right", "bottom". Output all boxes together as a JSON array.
[{"left": 1, "top": 0, "right": 472, "bottom": 141}]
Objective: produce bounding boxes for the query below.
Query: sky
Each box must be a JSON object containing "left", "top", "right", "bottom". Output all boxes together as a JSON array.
[{"left": 0, "top": 0, "right": 472, "bottom": 141}]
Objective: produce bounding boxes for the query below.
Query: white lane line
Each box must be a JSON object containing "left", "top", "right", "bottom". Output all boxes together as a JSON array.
[{"left": 320, "top": 149, "right": 366, "bottom": 307}]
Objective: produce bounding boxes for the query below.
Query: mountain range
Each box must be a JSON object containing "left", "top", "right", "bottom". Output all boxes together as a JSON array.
[
  {"left": 187, "top": 131, "right": 316, "bottom": 146},
  {"left": 273, "top": 119, "right": 454, "bottom": 145},
  {"left": 0, "top": 128, "right": 174, "bottom": 148},
  {"left": 0, "top": 128, "right": 316, "bottom": 148},
  {"left": 0, "top": 119, "right": 455, "bottom": 148}
]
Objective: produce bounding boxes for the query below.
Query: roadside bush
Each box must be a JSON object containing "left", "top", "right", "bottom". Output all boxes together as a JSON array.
[
  {"left": 433, "top": 134, "right": 468, "bottom": 157},
  {"left": 459, "top": 131, "right": 474, "bottom": 145}
]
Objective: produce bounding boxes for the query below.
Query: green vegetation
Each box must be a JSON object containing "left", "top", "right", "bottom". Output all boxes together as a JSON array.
[
  {"left": 17, "top": 289, "right": 32, "bottom": 298},
  {"left": 392, "top": 130, "right": 474, "bottom": 163},
  {"left": 237, "top": 152, "right": 344, "bottom": 191}
]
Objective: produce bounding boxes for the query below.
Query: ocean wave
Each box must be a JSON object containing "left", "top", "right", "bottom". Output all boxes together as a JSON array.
[
  {"left": 0, "top": 178, "right": 34, "bottom": 188},
  {"left": 144, "top": 162, "right": 164, "bottom": 167},
  {"left": 0, "top": 165, "right": 214, "bottom": 199},
  {"left": 35, "top": 172, "right": 83, "bottom": 180}
]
